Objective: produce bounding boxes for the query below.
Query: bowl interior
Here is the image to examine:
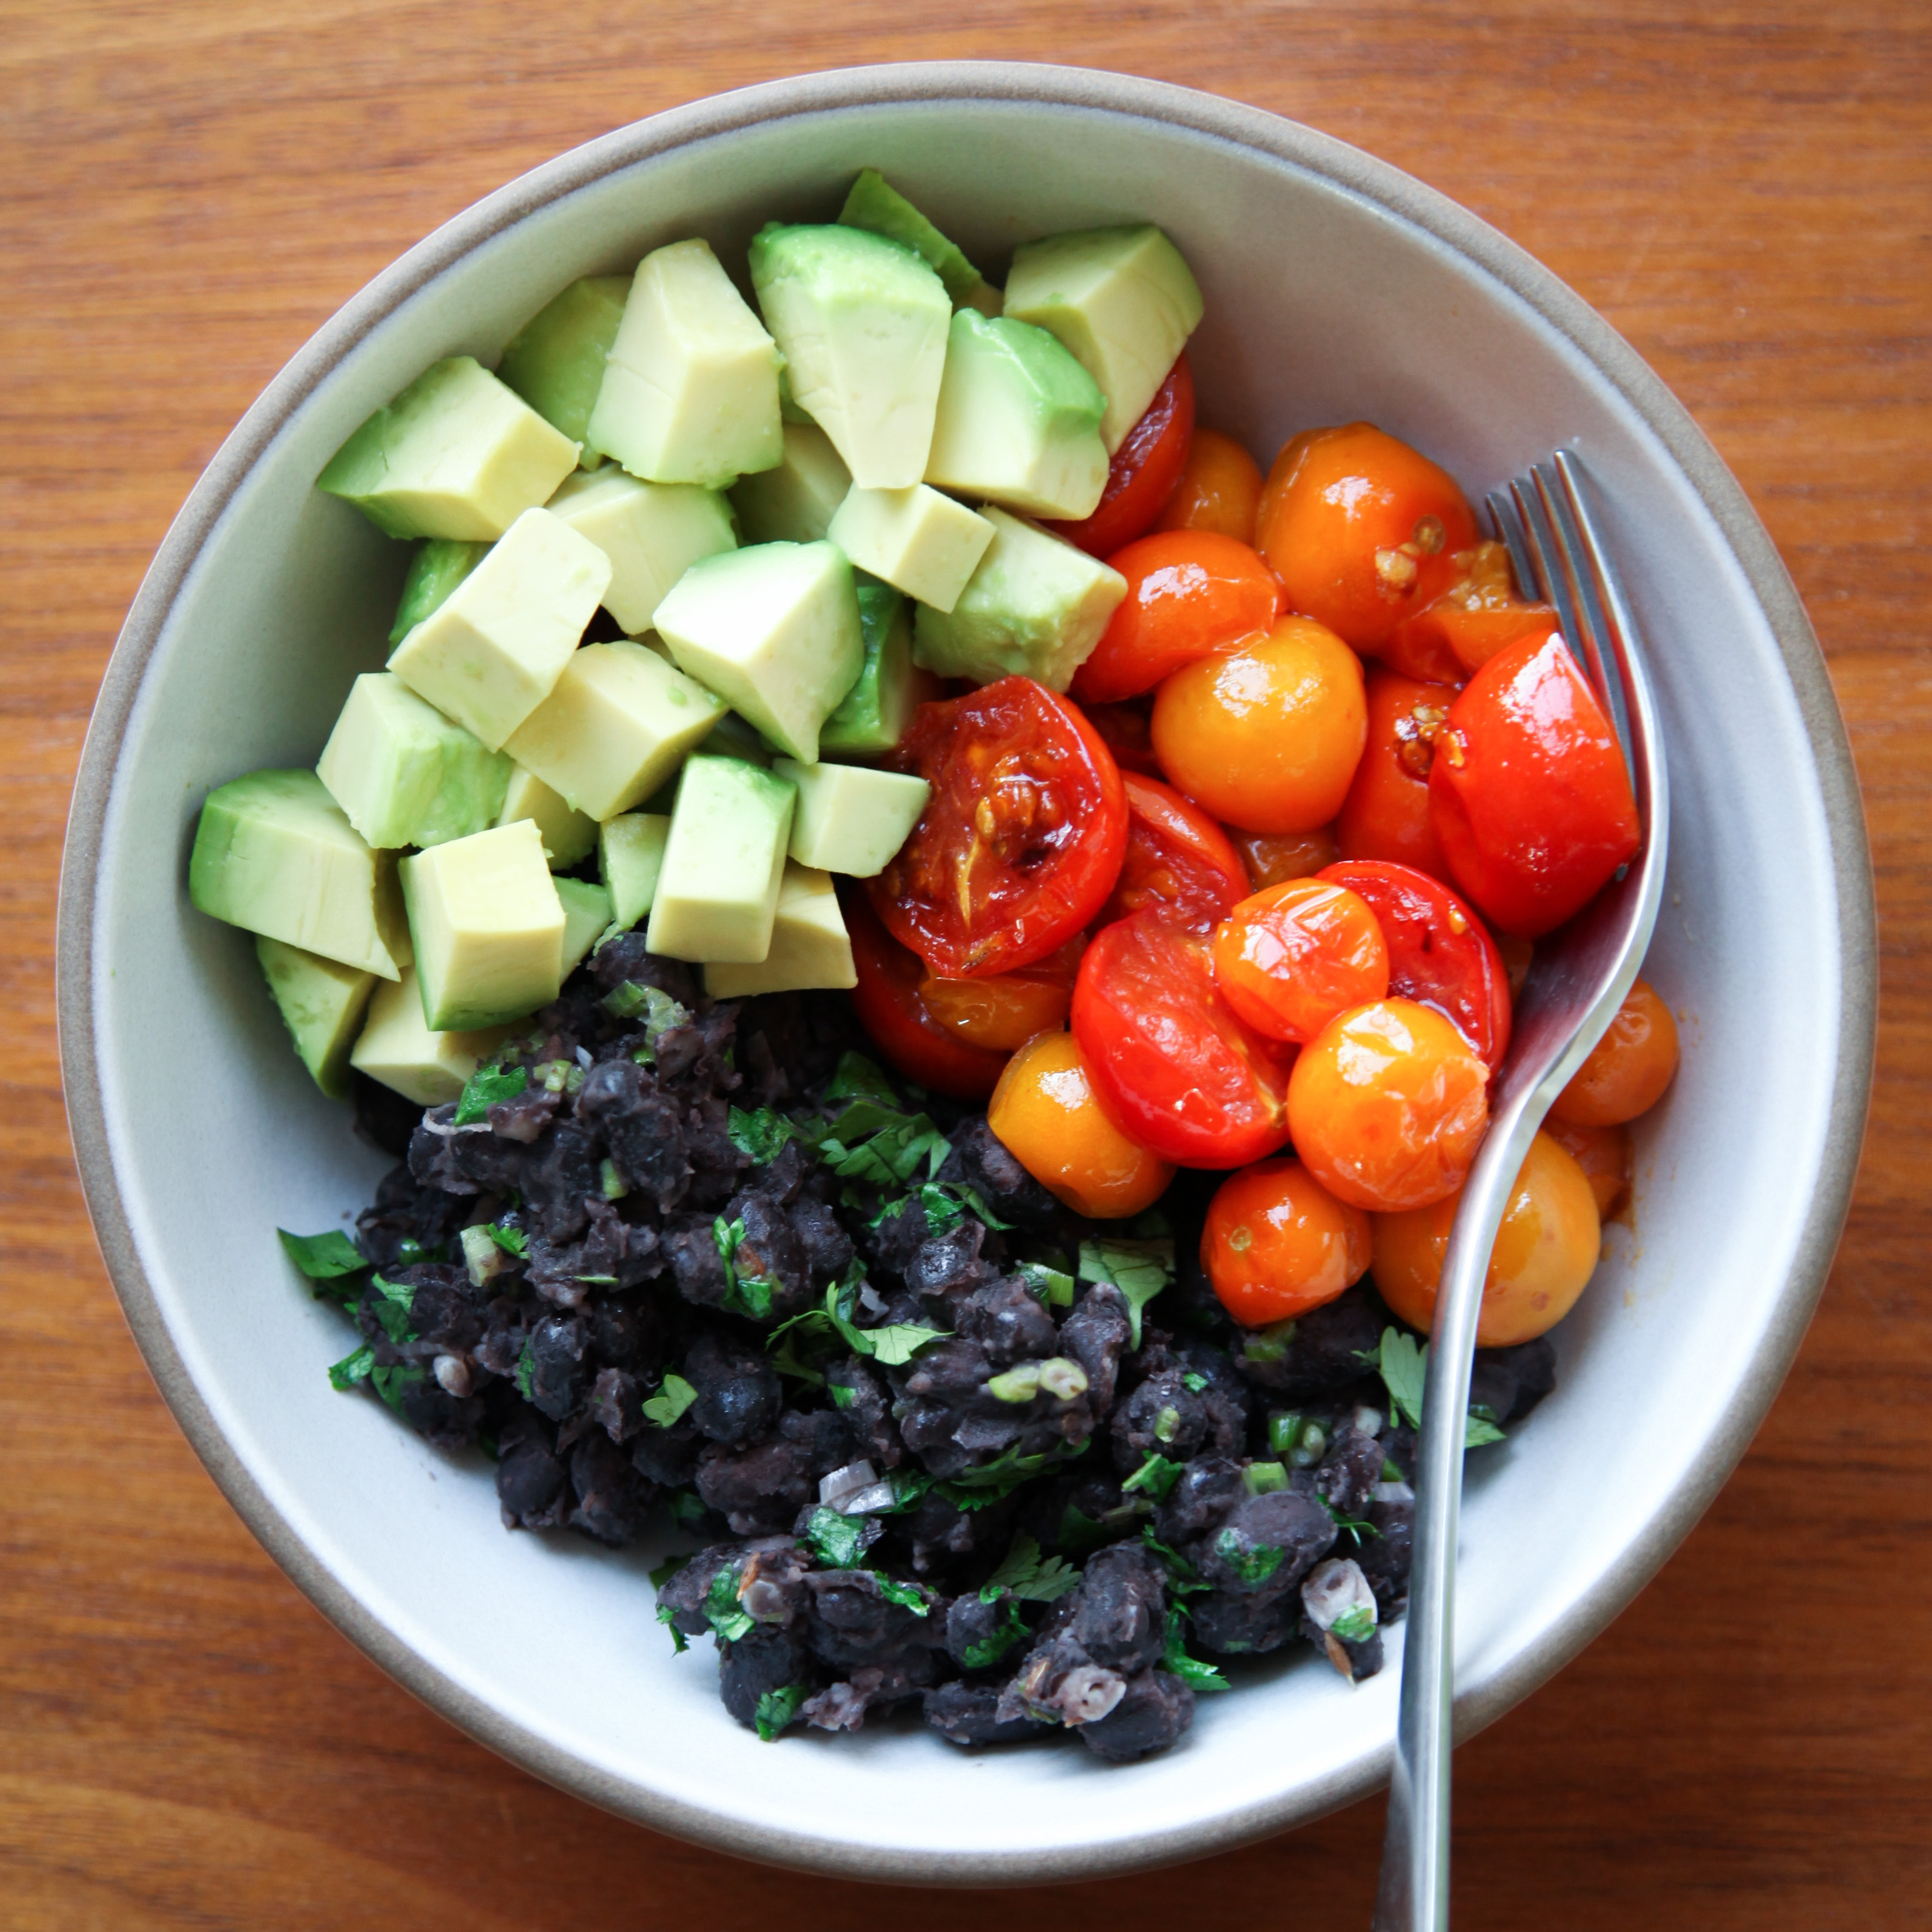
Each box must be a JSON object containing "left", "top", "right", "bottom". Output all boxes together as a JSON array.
[{"left": 73, "top": 76, "right": 1853, "bottom": 1879}]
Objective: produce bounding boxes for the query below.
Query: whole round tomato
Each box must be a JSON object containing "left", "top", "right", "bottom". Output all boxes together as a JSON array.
[
  {"left": 1044, "top": 353, "right": 1195, "bottom": 558},
  {"left": 1155, "top": 428, "right": 1265, "bottom": 545},
  {"left": 1098, "top": 770, "right": 1252, "bottom": 930},
  {"left": 1201, "top": 1158, "right": 1371, "bottom": 1326},
  {"left": 1386, "top": 542, "right": 1558, "bottom": 680},
  {"left": 1335, "top": 669, "right": 1460, "bottom": 879},
  {"left": 1071, "top": 909, "right": 1297, "bottom": 1168},
  {"left": 876, "top": 676, "right": 1128, "bottom": 977},
  {"left": 1549, "top": 977, "right": 1680, "bottom": 1125}
]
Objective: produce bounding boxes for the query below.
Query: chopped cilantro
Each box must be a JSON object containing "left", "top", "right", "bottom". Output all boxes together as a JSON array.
[
  {"left": 1055, "top": 1505, "right": 1114, "bottom": 1561},
  {"left": 1381, "top": 1458, "right": 1405, "bottom": 1483},
  {"left": 713, "top": 1217, "right": 776, "bottom": 1321},
  {"left": 1121, "top": 1451, "right": 1184, "bottom": 1499},
  {"left": 1140, "top": 1528, "right": 1210, "bottom": 1596},
  {"left": 1321, "top": 1499, "right": 1380, "bottom": 1546},
  {"left": 979, "top": 1533, "right": 1080, "bottom": 1604},
  {"left": 370, "top": 1364, "right": 422, "bottom": 1412},
  {"left": 766, "top": 1276, "right": 946, "bottom": 1366},
  {"left": 485, "top": 1222, "right": 528, "bottom": 1258},
  {"left": 1374, "top": 1327, "right": 1510, "bottom": 1448},
  {"left": 367, "top": 1273, "right": 417, "bottom": 1344},
  {"left": 327, "top": 1343, "right": 375, "bottom": 1390},
  {"left": 453, "top": 1063, "right": 526, "bottom": 1126},
  {"left": 1214, "top": 1529, "right": 1285, "bottom": 1586},
  {"left": 648, "top": 1554, "right": 689, "bottom": 1590},
  {"left": 865, "top": 1322, "right": 951, "bottom": 1367},
  {"left": 1078, "top": 1236, "right": 1175, "bottom": 1347},
  {"left": 642, "top": 1373, "right": 698, "bottom": 1428},
  {"left": 959, "top": 1599, "right": 1029, "bottom": 1670},
  {"left": 823, "top": 1051, "right": 898, "bottom": 1104},
  {"left": 668, "top": 1489, "right": 708, "bottom": 1526},
  {"left": 871, "top": 1573, "right": 930, "bottom": 1616},
  {"left": 935, "top": 1435, "right": 1090, "bottom": 1501},
  {"left": 1016, "top": 1260, "right": 1076, "bottom": 1307},
  {"left": 827, "top": 1380, "right": 855, "bottom": 1410},
  {"left": 654, "top": 1602, "right": 689, "bottom": 1654},
  {"left": 817, "top": 1106, "right": 951, "bottom": 1190},
  {"left": 805, "top": 1506, "right": 868, "bottom": 1569},
  {"left": 1182, "top": 1371, "right": 1209, "bottom": 1394},
  {"left": 1163, "top": 1609, "right": 1230, "bottom": 1692},
  {"left": 754, "top": 1683, "right": 810, "bottom": 1741},
  {"left": 514, "top": 1340, "right": 537, "bottom": 1402},
  {"left": 1331, "top": 1605, "right": 1377, "bottom": 1645},
  {"left": 728, "top": 1105, "right": 801, "bottom": 1164},
  {"left": 704, "top": 1567, "right": 754, "bottom": 1643},
  {"left": 1240, "top": 1317, "right": 1300, "bottom": 1364},
  {"left": 277, "top": 1228, "right": 365, "bottom": 1279}
]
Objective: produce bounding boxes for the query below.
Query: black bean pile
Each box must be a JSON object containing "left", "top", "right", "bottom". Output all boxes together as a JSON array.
[{"left": 319, "top": 931, "right": 1555, "bottom": 1764}]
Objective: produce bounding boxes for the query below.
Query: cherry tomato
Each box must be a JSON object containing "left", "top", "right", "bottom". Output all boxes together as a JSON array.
[
  {"left": 1319, "top": 859, "right": 1511, "bottom": 1068},
  {"left": 1429, "top": 632, "right": 1641, "bottom": 939},
  {"left": 1549, "top": 978, "right": 1680, "bottom": 1125},
  {"left": 1154, "top": 428, "right": 1265, "bottom": 545},
  {"left": 1099, "top": 771, "right": 1251, "bottom": 930},
  {"left": 1082, "top": 700, "right": 1164, "bottom": 777},
  {"left": 1071, "top": 909, "right": 1296, "bottom": 1168},
  {"left": 1387, "top": 542, "right": 1559, "bottom": 680},
  {"left": 1544, "top": 1115, "right": 1633, "bottom": 1220},
  {"left": 1151, "top": 617, "right": 1368, "bottom": 834},
  {"left": 918, "top": 938, "right": 1084, "bottom": 1053},
  {"left": 1201, "top": 1158, "right": 1371, "bottom": 1325},
  {"left": 987, "top": 1030, "right": 1174, "bottom": 1219},
  {"left": 1072, "top": 530, "right": 1282, "bottom": 705},
  {"left": 1233, "top": 825, "right": 1340, "bottom": 891},
  {"left": 1044, "top": 353, "right": 1195, "bottom": 558},
  {"left": 877, "top": 676, "right": 1128, "bottom": 977},
  {"left": 1256, "top": 423, "right": 1478, "bottom": 649},
  {"left": 1373, "top": 1130, "right": 1601, "bottom": 1346},
  {"left": 1212, "top": 879, "right": 1390, "bottom": 1044},
  {"left": 842, "top": 883, "right": 1009, "bottom": 1100},
  {"left": 1286, "top": 997, "right": 1489, "bottom": 1212},
  {"left": 1336, "top": 670, "right": 1460, "bottom": 879}
]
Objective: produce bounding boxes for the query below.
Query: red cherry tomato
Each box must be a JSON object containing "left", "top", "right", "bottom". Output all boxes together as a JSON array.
[
  {"left": 1071, "top": 530, "right": 1282, "bottom": 705},
  {"left": 1320, "top": 858, "right": 1512, "bottom": 1069},
  {"left": 1098, "top": 771, "right": 1252, "bottom": 930},
  {"left": 1044, "top": 353, "right": 1195, "bottom": 558},
  {"left": 1336, "top": 670, "right": 1460, "bottom": 879},
  {"left": 1070, "top": 909, "right": 1296, "bottom": 1168},
  {"left": 876, "top": 676, "right": 1128, "bottom": 978},
  {"left": 1386, "top": 542, "right": 1559, "bottom": 680},
  {"left": 1201, "top": 1158, "right": 1371, "bottom": 1324},
  {"left": 1428, "top": 632, "right": 1642, "bottom": 938}
]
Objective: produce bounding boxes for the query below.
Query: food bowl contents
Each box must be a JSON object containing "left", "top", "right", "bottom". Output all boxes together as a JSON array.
[{"left": 190, "top": 170, "right": 1679, "bottom": 1763}]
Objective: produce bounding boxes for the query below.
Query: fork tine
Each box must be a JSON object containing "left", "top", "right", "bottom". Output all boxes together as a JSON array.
[
  {"left": 1530, "top": 464, "right": 1633, "bottom": 772},
  {"left": 1485, "top": 486, "right": 1537, "bottom": 603},
  {"left": 1508, "top": 474, "right": 1596, "bottom": 694}
]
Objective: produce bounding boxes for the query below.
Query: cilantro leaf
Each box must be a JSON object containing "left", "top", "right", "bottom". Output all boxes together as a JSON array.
[
  {"left": 648, "top": 1554, "right": 689, "bottom": 1590},
  {"left": 1078, "top": 1236, "right": 1175, "bottom": 1347},
  {"left": 654, "top": 1602, "right": 689, "bottom": 1654},
  {"left": 1375, "top": 1327, "right": 1510, "bottom": 1449},
  {"left": 713, "top": 1217, "right": 776, "bottom": 1321},
  {"left": 704, "top": 1567, "right": 754, "bottom": 1643},
  {"left": 1182, "top": 1371, "right": 1209, "bottom": 1394},
  {"left": 1321, "top": 1498, "right": 1381, "bottom": 1546},
  {"left": 370, "top": 1364, "right": 422, "bottom": 1412},
  {"left": 818, "top": 1112, "right": 952, "bottom": 1189},
  {"left": 514, "top": 1340, "right": 537, "bottom": 1403},
  {"left": 1140, "top": 1528, "right": 1211, "bottom": 1597},
  {"left": 805, "top": 1506, "right": 868, "bottom": 1569},
  {"left": 642, "top": 1373, "right": 698, "bottom": 1428},
  {"left": 935, "top": 1435, "right": 1090, "bottom": 1502},
  {"left": 863, "top": 1322, "right": 951, "bottom": 1367},
  {"left": 485, "top": 1222, "right": 528, "bottom": 1258},
  {"left": 823, "top": 1051, "right": 898, "bottom": 1104},
  {"left": 1465, "top": 1405, "right": 1508, "bottom": 1448},
  {"left": 980, "top": 1533, "right": 1081, "bottom": 1604},
  {"left": 729, "top": 1105, "right": 800, "bottom": 1164},
  {"left": 1121, "top": 1451, "right": 1184, "bottom": 1499},
  {"left": 1214, "top": 1529, "right": 1285, "bottom": 1586},
  {"left": 1331, "top": 1605, "right": 1377, "bottom": 1644},
  {"left": 277, "top": 1229, "right": 365, "bottom": 1279},
  {"left": 327, "top": 1343, "right": 375, "bottom": 1390},
  {"left": 454, "top": 1063, "right": 526, "bottom": 1126},
  {"left": 871, "top": 1573, "right": 930, "bottom": 1616},
  {"left": 1163, "top": 1609, "right": 1230, "bottom": 1692},
  {"left": 754, "top": 1683, "right": 810, "bottom": 1741},
  {"left": 959, "top": 1598, "right": 1030, "bottom": 1670},
  {"left": 827, "top": 1380, "right": 854, "bottom": 1410}
]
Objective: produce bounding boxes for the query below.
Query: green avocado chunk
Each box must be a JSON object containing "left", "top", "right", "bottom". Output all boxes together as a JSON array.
[
  {"left": 390, "top": 539, "right": 490, "bottom": 645},
  {"left": 254, "top": 936, "right": 376, "bottom": 1099},
  {"left": 838, "top": 168, "right": 1000, "bottom": 313},
  {"left": 818, "top": 576, "right": 938, "bottom": 758},
  {"left": 645, "top": 755, "right": 797, "bottom": 964},
  {"left": 497, "top": 275, "right": 632, "bottom": 453}
]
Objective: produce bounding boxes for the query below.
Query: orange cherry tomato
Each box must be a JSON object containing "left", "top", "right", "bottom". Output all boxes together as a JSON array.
[
  {"left": 1373, "top": 1130, "right": 1601, "bottom": 1346},
  {"left": 1150, "top": 617, "right": 1368, "bottom": 835},
  {"left": 1232, "top": 825, "right": 1340, "bottom": 891},
  {"left": 1336, "top": 670, "right": 1460, "bottom": 879},
  {"left": 1154, "top": 428, "right": 1265, "bottom": 545},
  {"left": 1256, "top": 423, "right": 1478, "bottom": 650},
  {"left": 1387, "top": 542, "right": 1559, "bottom": 681},
  {"left": 1099, "top": 771, "right": 1252, "bottom": 930},
  {"left": 1044, "top": 353, "right": 1195, "bottom": 558},
  {"left": 1544, "top": 1115, "right": 1633, "bottom": 1220},
  {"left": 1286, "top": 998, "right": 1490, "bottom": 1212},
  {"left": 1549, "top": 978, "right": 1680, "bottom": 1125},
  {"left": 918, "top": 939, "right": 1084, "bottom": 1053},
  {"left": 1211, "top": 879, "right": 1390, "bottom": 1044},
  {"left": 1201, "top": 1158, "right": 1371, "bottom": 1325},
  {"left": 1072, "top": 530, "right": 1282, "bottom": 705},
  {"left": 987, "top": 1030, "right": 1174, "bottom": 1219},
  {"left": 1081, "top": 700, "right": 1164, "bottom": 777}
]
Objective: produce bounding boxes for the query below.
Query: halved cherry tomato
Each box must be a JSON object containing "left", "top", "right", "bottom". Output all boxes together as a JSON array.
[
  {"left": 1071, "top": 530, "right": 1282, "bottom": 705},
  {"left": 1233, "top": 825, "right": 1340, "bottom": 891},
  {"left": 1212, "top": 879, "right": 1390, "bottom": 1044},
  {"left": 918, "top": 938, "right": 1084, "bottom": 1053},
  {"left": 1256, "top": 423, "right": 1478, "bottom": 649},
  {"left": 1387, "top": 542, "right": 1559, "bottom": 680},
  {"left": 1155, "top": 428, "right": 1265, "bottom": 545},
  {"left": 1336, "top": 670, "right": 1459, "bottom": 879},
  {"left": 1201, "top": 1158, "right": 1371, "bottom": 1325},
  {"left": 1320, "top": 858, "right": 1512, "bottom": 1069},
  {"left": 1429, "top": 632, "right": 1641, "bottom": 939},
  {"left": 877, "top": 676, "right": 1128, "bottom": 978},
  {"left": 1071, "top": 909, "right": 1296, "bottom": 1168},
  {"left": 1549, "top": 977, "right": 1680, "bottom": 1125},
  {"left": 1044, "top": 353, "right": 1195, "bottom": 558},
  {"left": 1098, "top": 771, "right": 1251, "bottom": 930},
  {"left": 1082, "top": 700, "right": 1164, "bottom": 776}
]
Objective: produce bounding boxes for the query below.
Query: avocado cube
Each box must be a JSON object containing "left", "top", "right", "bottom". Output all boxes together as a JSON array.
[
  {"left": 254, "top": 937, "right": 376, "bottom": 1099},
  {"left": 653, "top": 540, "right": 864, "bottom": 766},
  {"left": 703, "top": 864, "right": 856, "bottom": 997},
  {"left": 350, "top": 968, "right": 515, "bottom": 1107},
  {"left": 555, "top": 877, "right": 614, "bottom": 978},
  {"left": 838, "top": 168, "right": 1000, "bottom": 314},
  {"left": 389, "top": 538, "right": 490, "bottom": 645},
  {"left": 772, "top": 758, "right": 930, "bottom": 879},
  {"left": 827, "top": 482, "right": 994, "bottom": 615},
  {"left": 749, "top": 223, "right": 951, "bottom": 489},
  {"left": 588, "top": 239, "right": 782, "bottom": 488},
  {"left": 503, "top": 639, "right": 724, "bottom": 821},
  {"left": 318, "top": 356, "right": 579, "bottom": 540},
  {"left": 600, "top": 812, "right": 670, "bottom": 930},
  {"left": 729, "top": 422, "right": 851, "bottom": 545},
  {"left": 497, "top": 275, "right": 631, "bottom": 453},
  {"left": 190, "top": 768, "right": 409, "bottom": 980},
  {"left": 495, "top": 762, "right": 598, "bottom": 869},
  {"left": 819, "top": 579, "right": 940, "bottom": 758},
  {"left": 544, "top": 468, "right": 737, "bottom": 633},
  {"left": 645, "top": 755, "right": 796, "bottom": 963},
  {"left": 399, "top": 820, "right": 565, "bottom": 1030},
  {"left": 387, "top": 507, "right": 611, "bottom": 750},
  {"left": 923, "top": 310, "right": 1109, "bottom": 521},
  {"left": 1003, "top": 225, "right": 1205, "bottom": 454},
  {"left": 913, "top": 508, "right": 1128, "bottom": 693}
]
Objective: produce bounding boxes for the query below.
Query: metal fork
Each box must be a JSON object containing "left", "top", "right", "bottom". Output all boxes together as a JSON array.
[{"left": 1373, "top": 452, "right": 1670, "bottom": 1931}]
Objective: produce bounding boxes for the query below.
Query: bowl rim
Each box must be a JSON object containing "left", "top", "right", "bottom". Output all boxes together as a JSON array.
[{"left": 55, "top": 59, "right": 1877, "bottom": 1883}]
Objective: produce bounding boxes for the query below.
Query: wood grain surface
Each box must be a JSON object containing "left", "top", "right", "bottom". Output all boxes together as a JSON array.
[{"left": 4, "top": 4, "right": 1927, "bottom": 1925}]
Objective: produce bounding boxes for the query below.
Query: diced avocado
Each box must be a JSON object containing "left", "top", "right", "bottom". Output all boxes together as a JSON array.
[
  {"left": 777, "top": 360, "right": 815, "bottom": 424},
  {"left": 729, "top": 422, "right": 851, "bottom": 545},
  {"left": 748, "top": 223, "right": 950, "bottom": 489},
  {"left": 771, "top": 758, "right": 930, "bottom": 878},
  {"left": 497, "top": 275, "right": 631, "bottom": 453},
  {"left": 255, "top": 936, "right": 376, "bottom": 1099},
  {"left": 599, "top": 811, "right": 670, "bottom": 930},
  {"left": 387, "top": 507, "right": 611, "bottom": 750},
  {"left": 645, "top": 755, "right": 796, "bottom": 963},
  {"left": 318, "top": 355, "right": 579, "bottom": 540},
  {"left": 653, "top": 541, "right": 864, "bottom": 766},
  {"left": 399, "top": 820, "right": 564, "bottom": 1031},
  {"left": 704, "top": 864, "right": 855, "bottom": 997},
  {"left": 837, "top": 168, "right": 1001, "bottom": 314},
  {"left": 912, "top": 508, "right": 1128, "bottom": 693},
  {"left": 497, "top": 763, "right": 597, "bottom": 869},
  {"left": 555, "top": 877, "right": 613, "bottom": 977},
  {"left": 922, "top": 309, "right": 1108, "bottom": 520},
  {"left": 544, "top": 468, "right": 736, "bottom": 633},
  {"left": 827, "top": 481, "right": 994, "bottom": 615},
  {"left": 698, "top": 712, "right": 780, "bottom": 767},
  {"left": 316, "top": 673, "right": 510, "bottom": 851},
  {"left": 588, "top": 239, "right": 782, "bottom": 487},
  {"left": 350, "top": 968, "right": 515, "bottom": 1107},
  {"left": 503, "top": 639, "right": 723, "bottom": 821},
  {"left": 1003, "top": 224, "right": 1204, "bottom": 453},
  {"left": 389, "top": 539, "right": 490, "bottom": 645},
  {"left": 190, "top": 768, "right": 409, "bottom": 980},
  {"left": 819, "top": 577, "right": 939, "bottom": 758}
]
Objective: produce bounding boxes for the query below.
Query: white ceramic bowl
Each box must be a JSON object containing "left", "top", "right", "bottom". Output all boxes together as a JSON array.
[{"left": 58, "top": 63, "right": 1873, "bottom": 1883}]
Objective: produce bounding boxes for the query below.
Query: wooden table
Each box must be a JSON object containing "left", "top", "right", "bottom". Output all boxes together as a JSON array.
[{"left": 5, "top": 5, "right": 1926, "bottom": 1924}]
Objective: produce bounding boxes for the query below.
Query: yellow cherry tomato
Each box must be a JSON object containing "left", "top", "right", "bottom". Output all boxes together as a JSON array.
[{"left": 1201, "top": 1158, "right": 1371, "bottom": 1326}]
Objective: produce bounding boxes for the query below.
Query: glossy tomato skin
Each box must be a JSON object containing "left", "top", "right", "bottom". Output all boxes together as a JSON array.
[
  {"left": 918, "top": 938, "right": 1084, "bottom": 1053},
  {"left": 1544, "top": 1115, "right": 1633, "bottom": 1220},
  {"left": 1098, "top": 770, "right": 1251, "bottom": 930},
  {"left": 1154, "top": 428, "right": 1265, "bottom": 545},
  {"left": 1211, "top": 879, "right": 1390, "bottom": 1044},
  {"left": 1232, "top": 824, "right": 1340, "bottom": 891},
  {"left": 1336, "top": 670, "right": 1460, "bottom": 879},
  {"left": 876, "top": 676, "right": 1128, "bottom": 978},
  {"left": 1082, "top": 700, "right": 1164, "bottom": 777},
  {"left": 1385, "top": 542, "right": 1557, "bottom": 681},
  {"left": 1549, "top": 977, "right": 1680, "bottom": 1125},
  {"left": 1071, "top": 910, "right": 1296, "bottom": 1168},
  {"left": 1044, "top": 353, "right": 1195, "bottom": 558},
  {"left": 1429, "top": 632, "right": 1641, "bottom": 939},
  {"left": 1201, "top": 1158, "right": 1371, "bottom": 1325}
]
